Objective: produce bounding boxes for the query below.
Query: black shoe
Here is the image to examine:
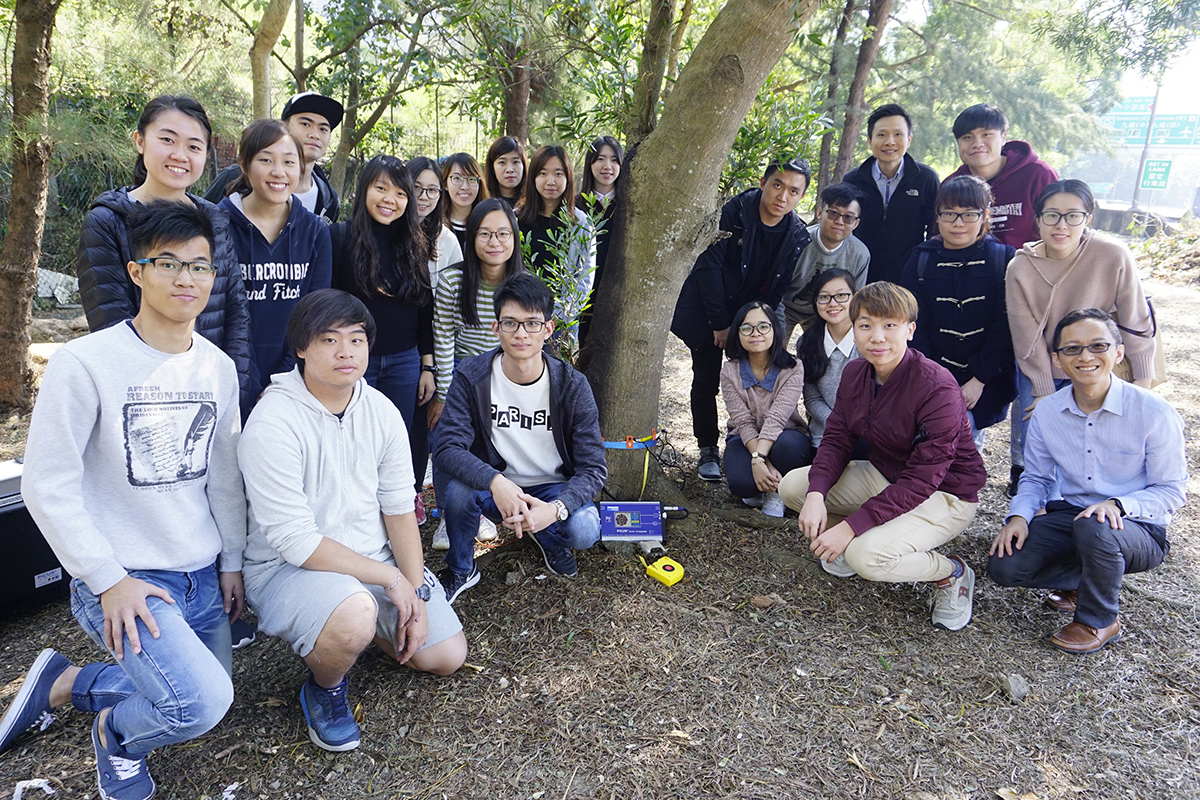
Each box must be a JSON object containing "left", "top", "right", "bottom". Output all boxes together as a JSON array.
[
  {"left": 437, "top": 562, "right": 480, "bottom": 604},
  {"left": 231, "top": 618, "right": 256, "bottom": 650},
  {"left": 529, "top": 531, "right": 578, "bottom": 578},
  {"left": 1006, "top": 465, "right": 1024, "bottom": 499},
  {"left": 697, "top": 446, "right": 722, "bottom": 481}
]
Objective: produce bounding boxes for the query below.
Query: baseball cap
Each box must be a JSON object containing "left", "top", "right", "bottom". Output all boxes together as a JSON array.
[{"left": 281, "top": 91, "right": 344, "bottom": 130}]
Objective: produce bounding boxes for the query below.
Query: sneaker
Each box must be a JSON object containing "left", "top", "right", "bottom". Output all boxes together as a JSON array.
[
  {"left": 0, "top": 648, "right": 71, "bottom": 755},
  {"left": 414, "top": 494, "right": 427, "bottom": 526},
  {"left": 437, "top": 562, "right": 480, "bottom": 604},
  {"left": 529, "top": 531, "right": 578, "bottom": 578},
  {"left": 93, "top": 712, "right": 155, "bottom": 800},
  {"left": 741, "top": 495, "right": 764, "bottom": 509},
  {"left": 422, "top": 458, "right": 434, "bottom": 489},
  {"left": 476, "top": 515, "right": 498, "bottom": 542},
  {"left": 230, "top": 618, "right": 256, "bottom": 650},
  {"left": 697, "top": 446, "right": 722, "bottom": 481},
  {"left": 432, "top": 519, "right": 449, "bottom": 550},
  {"left": 931, "top": 557, "right": 975, "bottom": 631},
  {"left": 299, "top": 674, "right": 359, "bottom": 752},
  {"left": 819, "top": 553, "right": 857, "bottom": 578},
  {"left": 760, "top": 491, "right": 785, "bottom": 518},
  {"left": 1006, "top": 465, "right": 1024, "bottom": 499}
]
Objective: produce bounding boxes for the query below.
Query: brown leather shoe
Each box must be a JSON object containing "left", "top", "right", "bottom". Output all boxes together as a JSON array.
[
  {"left": 1050, "top": 618, "right": 1121, "bottom": 654},
  {"left": 1045, "top": 590, "right": 1077, "bottom": 612}
]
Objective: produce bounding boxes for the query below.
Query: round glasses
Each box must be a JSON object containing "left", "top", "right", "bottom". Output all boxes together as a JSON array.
[
  {"left": 448, "top": 175, "right": 480, "bottom": 188},
  {"left": 1038, "top": 211, "right": 1089, "bottom": 227},
  {"left": 476, "top": 229, "right": 514, "bottom": 243},
  {"left": 414, "top": 186, "right": 441, "bottom": 198},
  {"left": 1055, "top": 342, "right": 1113, "bottom": 357},
  {"left": 815, "top": 291, "right": 852, "bottom": 305},
  {"left": 738, "top": 322, "right": 773, "bottom": 336},
  {"left": 136, "top": 257, "right": 217, "bottom": 281}
]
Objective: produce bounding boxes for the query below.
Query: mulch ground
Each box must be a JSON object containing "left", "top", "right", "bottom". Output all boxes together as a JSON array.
[{"left": 2, "top": 280, "right": 1199, "bottom": 799}]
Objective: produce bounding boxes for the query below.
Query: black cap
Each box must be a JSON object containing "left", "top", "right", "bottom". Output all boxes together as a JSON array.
[{"left": 281, "top": 91, "right": 344, "bottom": 130}]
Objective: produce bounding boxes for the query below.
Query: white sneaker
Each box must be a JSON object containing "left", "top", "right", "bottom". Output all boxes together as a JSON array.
[
  {"left": 931, "top": 558, "right": 975, "bottom": 631},
  {"left": 820, "top": 553, "right": 856, "bottom": 578},
  {"left": 422, "top": 458, "right": 434, "bottom": 489},
  {"left": 760, "top": 491, "right": 785, "bottom": 518},
  {"left": 432, "top": 519, "right": 449, "bottom": 550},
  {"left": 742, "top": 495, "right": 764, "bottom": 509},
  {"left": 476, "top": 516, "right": 498, "bottom": 542}
]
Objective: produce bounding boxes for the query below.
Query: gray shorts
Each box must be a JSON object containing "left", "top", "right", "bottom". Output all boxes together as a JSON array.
[{"left": 244, "top": 561, "right": 462, "bottom": 658}]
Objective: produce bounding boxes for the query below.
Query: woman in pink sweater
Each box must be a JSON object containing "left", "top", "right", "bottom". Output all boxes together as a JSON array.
[{"left": 1005, "top": 179, "right": 1155, "bottom": 494}]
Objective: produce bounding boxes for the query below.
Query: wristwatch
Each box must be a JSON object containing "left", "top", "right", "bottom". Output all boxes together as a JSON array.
[
  {"left": 420, "top": 364, "right": 439, "bottom": 374},
  {"left": 553, "top": 499, "right": 569, "bottom": 521},
  {"left": 415, "top": 583, "right": 431, "bottom": 601},
  {"left": 751, "top": 452, "right": 766, "bottom": 461},
  {"left": 1109, "top": 498, "right": 1126, "bottom": 517}
]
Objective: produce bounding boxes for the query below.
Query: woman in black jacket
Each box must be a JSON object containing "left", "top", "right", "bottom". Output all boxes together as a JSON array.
[{"left": 75, "top": 95, "right": 252, "bottom": 405}]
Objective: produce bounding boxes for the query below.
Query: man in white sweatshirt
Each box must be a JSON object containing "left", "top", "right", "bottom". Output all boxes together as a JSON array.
[
  {"left": 1, "top": 201, "right": 246, "bottom": 800},
  {"left": 238, "top": 289, "right": 465, "bottom": 753}
]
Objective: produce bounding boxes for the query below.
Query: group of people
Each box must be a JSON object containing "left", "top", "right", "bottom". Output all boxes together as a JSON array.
[
  {"left": 0, "top": 92, "right": 1187, "bottom": 800},
  {"left": 678, "top": 101, "right": 1184, "bottom": 653}
]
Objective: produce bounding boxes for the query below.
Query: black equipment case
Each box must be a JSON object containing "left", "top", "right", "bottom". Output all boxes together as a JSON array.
[{"left": 0, "top": 460, "right": 71, "bottom": 616}]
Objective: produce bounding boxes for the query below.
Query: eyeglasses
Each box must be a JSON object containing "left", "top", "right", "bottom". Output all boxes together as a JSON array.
[
  {"left": 738, "top": 322, "right": 774, "bottom": 336},
  {"left": 498, "top": 319, "right": 547, "bottom": 333},
  {"left": 1055, "top": 342, "right": 1113, "bottom": 356},
  {"left": 448, "top": 175, "right": 480, "bottom": 188},
  {"left": 476, "top": 229, "right": 514, "bottom": 243},
  {"left": 136, "top": 257, "right": 217, "bottom": 280},
  {"left": 414, "top": 186, "right": 441, "bottom": 198},
  {"left": 1038, "top": 211, "right": 1089, "bottom": 227},
  {"left": 937, "top": 210, "right": 983, "bottom": 223},
  {"left": 823, "top": 208, "right": 859, "bottom": 224},
  {"left": 815, "top": 291, "right": 852, "bottom": 305}
]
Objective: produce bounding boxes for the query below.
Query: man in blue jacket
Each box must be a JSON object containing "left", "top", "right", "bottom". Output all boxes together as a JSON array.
[
  {"left": 434, "top": 274, "right": 607, "bottom": 603},
  {"left": 671, "top": 158, "right": 812, "bottom": 481}
]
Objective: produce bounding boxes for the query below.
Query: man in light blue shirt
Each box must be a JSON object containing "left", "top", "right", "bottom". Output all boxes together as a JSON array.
[{"left": 988, "top": 308, "right": 1186, "bottom": 654}]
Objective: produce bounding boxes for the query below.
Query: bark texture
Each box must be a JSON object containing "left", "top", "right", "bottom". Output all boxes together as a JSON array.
[
  {"left": 250, "top": 0, "right": 293, "bottom": 119},
  {"left": 626, "top": 0, "right": 676, "bottom": 141},
  {"left": 501, "top": 42, "right": 532, "bottom": 143},
  {"left": 831, "top": 0, "right": 894, "bottom": 181},
  {"left": 0, "top": 0, "right": 62, "bottom": 410},
  {"left": 816, "top": 0, "right": 856, "bottom": 193},
  {"left": 580, "top": 0, "right": 817, "bottom": 500}
]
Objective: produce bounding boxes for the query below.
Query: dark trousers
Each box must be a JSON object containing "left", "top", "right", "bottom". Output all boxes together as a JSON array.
[
  {"left": 724, "top": 430, "right": 813, "bottom": 498},
  {"left": 987, "top": 502, "right": 1168, "bottom": 628},
  {"left": 688, "top": 340, "right": 725, "bottom": 448}
]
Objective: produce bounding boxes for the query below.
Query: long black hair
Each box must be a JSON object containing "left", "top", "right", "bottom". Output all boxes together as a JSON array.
[
  {"left": 797, "top": 268, "right": 857, "bottom": 383},
  {"left": 484, "top": 136, "right": 527, "bottom": 200},
  {"left": 458, "top": 198, "right": 525, "bottom": 326},
  {"left": 519, "top": 145, "right": 575, "bottom": 229},
  {"left": 725, "top": 300, "right": 796, "bottom": 369},
  {"left": 578, "top": 135, "right": 623, "bottom": 199},
  {"left": 348, "top": 154, "right": 430, "bottom": 304},
  {"left": 133, "top": 95, "right": 213, "bottom": 187},
  {"left": 408, "top": 155, "right": 445, "bottom": 256}
]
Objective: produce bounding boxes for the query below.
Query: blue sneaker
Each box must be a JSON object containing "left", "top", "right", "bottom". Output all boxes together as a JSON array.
[
  {"left": 437, "top": 562, "right": 480, "bottom": 605},
  {"left": 530, "top": 531, "right": 578, "bottom": 578},
  {"left": 93, "top": 712, "right": 155, "bottom": 800},
  {"left": 0, "top": 648, "right": 71, "bottom": 754},
  {"left": 299, "top": 674, "right": 359, "bottom": 752},
  {"left": 230, "top": 618, "right": 256, "bottom": 650}
]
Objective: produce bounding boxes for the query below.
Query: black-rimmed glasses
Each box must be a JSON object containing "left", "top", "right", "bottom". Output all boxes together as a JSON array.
[
  {"left": 1055, "top": 342, "right": 1113, "bottom": 356},
  {"left": 498, "top": 319, "right": 547, "bottom": 333},
  {"left": 1038, "top": 211, "right": 1089, "bottom": 227},
  {"left": 136, "top": 257, "right": 217, "bottom": 280},
  {"left": 738, "top": 322, "right": 773, "bottom": 336}
]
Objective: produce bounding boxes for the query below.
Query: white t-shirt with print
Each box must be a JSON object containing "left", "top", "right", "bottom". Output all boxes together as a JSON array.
[{"left": 490, "top": 356, "right": 563, "bottom": 487}]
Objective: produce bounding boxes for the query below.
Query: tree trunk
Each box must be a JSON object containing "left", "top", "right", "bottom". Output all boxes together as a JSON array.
[
  {"left": 293, "top": 0, "right": 305, "bottom": 92},
  {"left": 0, "top": 0, "right": 62, "bottom": 411},
  {"left": 831, "top": 0, "right": 893, "bottom": 181},
  {"left": 328, "top": 44, "right": 360, "bottom": 197},
  {"left": 501, "top": 41, "right": 531, "bottom": 142},
  {"left": 250, "top": 0, "right": 292, "bottom": 119},
  {"left": 816, "top": 0, "right": 857, "bottom": 193},
  {"left": 626, "top": 0, "right": 675, "bottom": 141},
  {"left": 580, "top": 0, "right": 818, "bottom": 500}
]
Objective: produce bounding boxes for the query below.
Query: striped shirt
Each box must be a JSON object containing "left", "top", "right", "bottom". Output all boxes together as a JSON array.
[
  {"left": 433, "top": 266, "right": 499, "bottom": 402},
  {"left": 1011, "top": 377, "right": 1187, "bottom": 525}
]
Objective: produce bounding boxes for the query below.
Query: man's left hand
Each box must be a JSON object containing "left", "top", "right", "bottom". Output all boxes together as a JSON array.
[
  {"left": 395, "top": 599, "right": 428, "bottom": 664},
  {"left": 1076, "top": 500, "right": 1124, "bottom": 530},
  {"left": 220, "top": 571, "right": 245, "bottom": 622},
  {"left": 809, "top": 520, "right": 854, "bottom": 563}
]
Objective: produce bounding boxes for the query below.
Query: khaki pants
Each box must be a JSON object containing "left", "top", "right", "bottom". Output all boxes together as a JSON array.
[{"left": 778, "top": 461, "right": 978, "bottom": 583}]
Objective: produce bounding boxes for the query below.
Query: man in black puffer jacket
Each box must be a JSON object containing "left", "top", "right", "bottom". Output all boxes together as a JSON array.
[{"left": 76, "top": 190, "right": 253, "bottom": 407}]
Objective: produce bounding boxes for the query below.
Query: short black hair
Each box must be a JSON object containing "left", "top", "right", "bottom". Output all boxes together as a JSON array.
[
  {"left": 762, "top": 156, "right": 812, "bottom": 185},
  {"left": 1034, "top": 179, "right": 1095, "bottom": 216},
  {"left": 493, "top": 272, "right": 554, "bottom": 320},
  {"left": 725, "top": 300, "right": 796, "bottom": 370},
  {"left": 821, "top": 182, "right": 865, "bottom": 210},
  {"left": 866, "top": 104, "right": 912, "bottom": 138},
  {"left": 286, "top": 289, "right": 377, "bottom": 370},
  {"left": 1051, "top": 308, "right": 1121, "bottom": 351},
  {"left": 126, "top": 200, "right": 216, "bottom": 261},
  {"left": 953, "top": 104, "right": 1008, "bottom": 139}
]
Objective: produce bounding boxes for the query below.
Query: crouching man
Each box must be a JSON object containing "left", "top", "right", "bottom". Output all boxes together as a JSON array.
[
  {"left": 239, "top": 289, "right": 466, "bottom": 752},
  {"left": 988, "top": 309, "right": 1186, "bottom": 654},
  {"left": 434, "top": 274, "right": 607, "bottom": 603}
]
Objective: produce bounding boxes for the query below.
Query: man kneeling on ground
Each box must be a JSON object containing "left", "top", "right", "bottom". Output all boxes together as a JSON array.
[
  {"left": 988, "top": 308, "right": 1186, "bottom": 654},
  {"left": 239, "top": 289, "right": 466, "bottom": 753},
  {"left": 434, "top": 273, "right": 607, "bottom": 603},
  {"left": 778, "top": 281, "right": 986, "bottom": 630}
]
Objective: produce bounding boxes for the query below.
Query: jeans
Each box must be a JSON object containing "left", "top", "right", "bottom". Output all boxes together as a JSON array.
[
  {"left": 687, "top": 341, "right": 725, "bottom": 449},
  {"left": 724, "top": 430, "right": 812, "bottom": 498},
  {"left": 987, "top": 502, "right": 1167, "bottom": 628},
  {"left": 441, "top": 478, "right": 600, "bottom": 575},
  {"left": 366, "top": 347, "right": 423, "bottom": 491},
  {"left": 967, "top": 410, "right": 985, "bottom": 453},
  {"left": 69, "top": 565, "right": 234, "bottom": 756}
]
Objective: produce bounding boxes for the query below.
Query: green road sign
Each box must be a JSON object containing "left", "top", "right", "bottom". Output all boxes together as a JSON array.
[{"left": 1141, "top": 160, "right": 1171, "bottom": 190}]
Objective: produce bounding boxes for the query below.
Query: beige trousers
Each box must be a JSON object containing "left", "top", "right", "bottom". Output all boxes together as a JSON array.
[{"left": 778, "top": 461, "right": 978, "bottom": 583}]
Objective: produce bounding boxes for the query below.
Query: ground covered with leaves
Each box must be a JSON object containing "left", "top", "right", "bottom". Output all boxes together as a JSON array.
[{"left": 2, "top": 281, "right": 1198, "bottom": 799}]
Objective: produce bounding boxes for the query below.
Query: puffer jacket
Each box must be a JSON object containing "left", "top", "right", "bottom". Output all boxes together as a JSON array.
[{"left": 75, "top": 187, "right": 253, "bottom": 407}]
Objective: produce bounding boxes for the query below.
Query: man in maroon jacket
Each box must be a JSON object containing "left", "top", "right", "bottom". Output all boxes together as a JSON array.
[{"left": 778, "top": 282, "right": 986, "bottom": 630}]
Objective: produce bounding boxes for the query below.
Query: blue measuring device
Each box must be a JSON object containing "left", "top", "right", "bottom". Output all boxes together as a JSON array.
[{"left": 600, "top": 501, "right": 664, "bottom": 542}]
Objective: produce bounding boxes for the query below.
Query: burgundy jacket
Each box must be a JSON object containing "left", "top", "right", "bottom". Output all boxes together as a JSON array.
[
  {"left": 807, "top": 348, "right": 986, "bottom": 534},
  {"left": 946, "top": 140, "right": 1057, "bottom": 249}
]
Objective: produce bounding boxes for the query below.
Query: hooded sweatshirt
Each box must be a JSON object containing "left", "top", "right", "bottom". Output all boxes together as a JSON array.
[
  {"left": 240, "top": 368, "right": 416, "bottom": 572},
  {"left": 948, "top": 141, "right": 1057, "bottom": 249},
  {"left": 219, "top": 194, "right": 332, "bottom": 401},
  {"left": 1005, "top": 228, "right": 1156, "bottom": 396}
]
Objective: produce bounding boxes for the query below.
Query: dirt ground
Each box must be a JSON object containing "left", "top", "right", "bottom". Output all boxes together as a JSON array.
[{"left": 2, "top": 280, "right": 1199, "bottom": 799}]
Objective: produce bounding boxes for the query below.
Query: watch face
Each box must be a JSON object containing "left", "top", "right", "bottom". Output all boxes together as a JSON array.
[{"left": 416, "top": 584, "right": 431, "bottom": 601}]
